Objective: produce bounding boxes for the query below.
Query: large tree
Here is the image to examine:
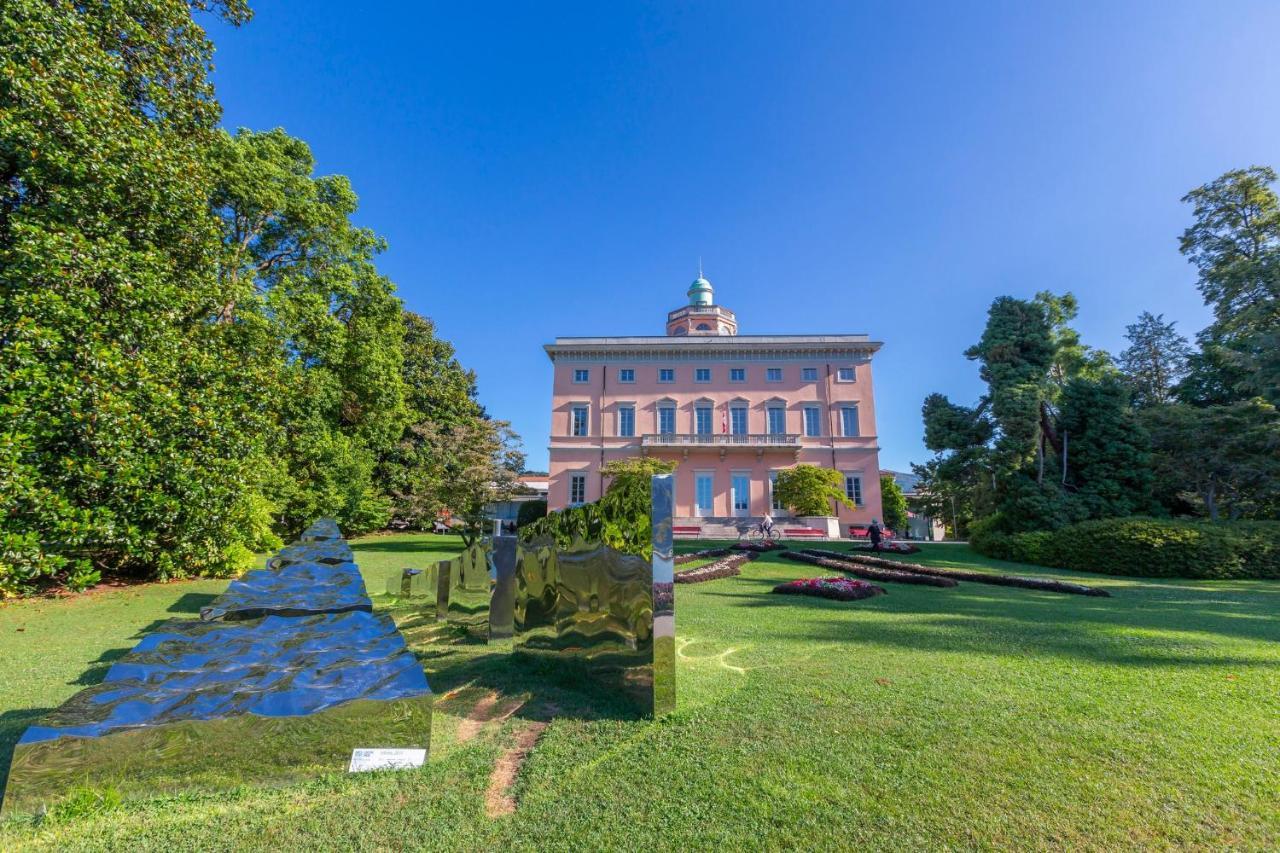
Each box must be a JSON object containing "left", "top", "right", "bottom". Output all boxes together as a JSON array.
[
  {"left": 1178, "top": 166, "right": 1280, "bottom": 405},
  {"left": 1142, "top": 399, "right": 1280, "bottom": 520},
  {"left": 1118, "top": 312, "right": 1193, "bottom": 408},
  {"left": 208, "top": 128, "right": 410, "bottom": 534},
  {"left": 0, "top": 0, "right": 276, "bottom": 595}
]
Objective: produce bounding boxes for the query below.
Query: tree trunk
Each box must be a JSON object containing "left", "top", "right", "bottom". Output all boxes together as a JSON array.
[{"left": 1204, "top": 482, "right": 1218, "bottom": 521}]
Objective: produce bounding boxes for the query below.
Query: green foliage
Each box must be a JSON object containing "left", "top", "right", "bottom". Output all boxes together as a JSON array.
[
  {"left": 1119, "top": 312, "right": 1193, "bottom": 408},
  {"left": 1178, "top": 166, "right": 1280, "bottom": 405},
  {"left": 971, "top": 516, "right": 1280, "bottom": 579},
  {"left": 0, "top": 6, "right": 516, "bottom": 595},
  {"left": 1141, "top": 398, "right": 1280, "bottom": 521},
  {"left": 1058, "top": 374, "right": 1153, "bottom": 518},
  {"left": 879, "top": 476, "right": 909, "bottom": 532},
  {"left": 208, "top": 127, "right": 412, "bottom": 535},
  {"left": 774, "top": 465, "right": 853, "bottom": 517},
  {"left": 0, "top": 0, "right": 275, "bottom": 595},
  {"left": 516, "top": 500, "right": 548, "bottom": 528},
  {"left": 520, "top": 477, "right": 654, "bottom": 559},
  {"left": 519, "top": 461, "right": 672, "bottom": 557},
  {"left": 601, "top": 457, "right": 678, "bottom": 510}
]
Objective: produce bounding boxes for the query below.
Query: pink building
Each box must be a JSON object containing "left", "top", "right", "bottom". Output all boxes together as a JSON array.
[{"left": 544, "top": 274, "right": 883, "bottom": 536}]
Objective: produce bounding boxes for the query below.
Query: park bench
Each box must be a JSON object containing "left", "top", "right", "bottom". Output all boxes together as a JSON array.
[
  {"left": 672, "top": 525, "right": 703, "bottom": 539},
  {"left": 782, "top": 527, "right": 825, "bottom": 540}
]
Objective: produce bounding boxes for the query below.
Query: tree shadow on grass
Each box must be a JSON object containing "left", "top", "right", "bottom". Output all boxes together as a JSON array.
[
  {"left": 352, "top": 539, "right": 462, "bottom": 555},
  {"left": 391, "top": 613, "right": 648, "bottom": 725},
  {"left": 166, "top": 592, "right": 218, "bottom": 615},
  {"left": 0, "top": 708, "right": 51, "bottom": 807},
  {"left": 711, "top": 577, "right": 1280, "bottom": 668}
]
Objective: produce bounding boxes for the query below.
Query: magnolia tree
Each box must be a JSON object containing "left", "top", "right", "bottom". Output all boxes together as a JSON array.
[{"left": 774, "top": 466, "right": 854, "bottom": 517}]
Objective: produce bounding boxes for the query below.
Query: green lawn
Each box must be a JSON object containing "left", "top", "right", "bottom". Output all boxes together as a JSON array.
[{"left": 2, "top": 537, "right": 1278, "bottom": 850}]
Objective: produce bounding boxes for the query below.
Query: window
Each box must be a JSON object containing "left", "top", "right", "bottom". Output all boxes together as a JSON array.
[
  {"left": 695, "top": 472, "right": 714, "bottom": 516},
  {"left": 570, "top": 474, "right": 587, "bottom": 505},
  {"left": 695, "top": 323, "right": 711, "bottom": 331},
  {"left": 573, "top": 369, "right": 589, "bottom": 384},
  {"left": 618, "top": 405, "right": 635, "bottom": 437},
  {"left": 695, "top": 405, "right": 713, "bottom": 435},
  {"left": 769, "top": 471, "right": 783, "bottom": 511},
  {"left": 729, "top": 367, "right": 746, "bottom": 383},
  {"left": 803, "top": 406, "right": 821, "bottom": 437},
  {"left": 844, "top": 474, "right": 863, "bottom": 506},
  {"left": 571, "top": 405, "right": 589, "bottom": 436},
  {"left": 658, "top": 368, "right": 675, "bottom": 383},
  {"left": 841, "top": 405, "right": 860, "bottom": 437},
  {"left": 658, "top": 405, "right": 676, "bottom": 435},
  {"left": 766, "top": 367, "right": 783, "bottom": 382},
  {"left": 731, "top": 473, "right": 750, "bottom": 515},
  {"left": 802, "top": 367, "right": 818, "bottom": 381},
  {"left": 767, "top": 406, "right": 786, "bottom": 435},
  {"left": 695, "top": 367, "right": 711, "bottom": 383},
  {"left": 618, "top": 368, "right": 635, "bottom": 383},
  {"left": 730, "top": 405, "right": 748, "bottom": 435},
  {"left": 837, "top": 366, "right": 856, "bottom": 382}
]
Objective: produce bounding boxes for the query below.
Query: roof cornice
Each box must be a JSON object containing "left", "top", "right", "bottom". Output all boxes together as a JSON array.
[{"left": 544, "top": 334, "right": 882, "bottom": 362}]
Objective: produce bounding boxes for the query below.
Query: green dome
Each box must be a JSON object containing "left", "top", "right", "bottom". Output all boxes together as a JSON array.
[{"left": 688, "top": 276, "right": 714, "bottom": 306}]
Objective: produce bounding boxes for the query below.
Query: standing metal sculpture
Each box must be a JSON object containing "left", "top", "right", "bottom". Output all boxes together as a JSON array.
[
  {"left": 511, "top": 474, "right": 675, "bottom": 717},
  {"left": 1, "top": 520, "right": 433, "bottom": 816}
]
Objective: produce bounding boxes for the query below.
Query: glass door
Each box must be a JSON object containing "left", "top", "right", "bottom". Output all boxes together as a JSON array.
[
  {"left": 731, "top": 474, "right": 750, "bottom": 517},
  {"left": 695, "top": 473, "right": 714, "bottom": 517}
]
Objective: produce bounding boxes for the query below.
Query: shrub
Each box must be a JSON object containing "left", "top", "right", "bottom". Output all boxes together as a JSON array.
[
  {"left": 775, "top": 465, "right": 853, "bottom": 517},
  {"left": 516, "top": 499, "right": 547, "bottom": 528},
  {"left": 970, "top": 516, "right": 1280, "bottom": 579}
]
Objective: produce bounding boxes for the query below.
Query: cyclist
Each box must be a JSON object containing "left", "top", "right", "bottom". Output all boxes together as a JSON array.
[{"left": 760, "top": 512, "right": 776, "bottom": 541}]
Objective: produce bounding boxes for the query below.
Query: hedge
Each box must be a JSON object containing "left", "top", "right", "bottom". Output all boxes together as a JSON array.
[{"left": 970, "top": 516, "right": 1280, "bottom": 579}]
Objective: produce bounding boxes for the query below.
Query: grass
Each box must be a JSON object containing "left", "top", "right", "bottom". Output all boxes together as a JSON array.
[{"left": 2, "top": 536, "right": 1278, "bottom": 849}]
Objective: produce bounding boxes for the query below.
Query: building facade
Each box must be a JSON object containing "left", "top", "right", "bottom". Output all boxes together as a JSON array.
[{"left": 545, "top": 275, "right": 883, "bottom": 533}]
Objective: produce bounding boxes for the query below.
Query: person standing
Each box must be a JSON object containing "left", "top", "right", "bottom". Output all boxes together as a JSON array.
[{"left": 868, "top": 519, "right": 883, "bottom": 552}]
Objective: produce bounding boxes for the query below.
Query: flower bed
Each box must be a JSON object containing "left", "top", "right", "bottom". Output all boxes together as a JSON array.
[
  {"left": 848, "top": 541, "right": 920, "bottom": 555},
  {"left": 733, "top": 541, "right": 782, "bottom": 553},
  {"left": 772, "top": 577, "right": 886, "bottom": 602},
  {"left": 674, "top": 547, "right": 731, "bottom": 566},
  {"left": 675, "top": 552, "right": 754, "bottom": 584}
]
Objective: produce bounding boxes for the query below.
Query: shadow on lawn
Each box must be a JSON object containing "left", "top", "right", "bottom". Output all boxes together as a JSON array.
[
  {"left": 352, "top": 538, "right": 461, "bottom": 555},
  {"left": 0, "top": 708, "right": 51, "bottom": 806},
  {"left": 708, "top": 569, "right": 1280, "bottom": 668},
  {"left": 391, "top": 611, "right": 647, "bottom": 725}
]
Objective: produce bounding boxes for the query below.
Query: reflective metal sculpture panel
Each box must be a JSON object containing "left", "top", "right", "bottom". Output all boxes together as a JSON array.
[
  {"left": 437, "top": 539, "right": 493, "bottom": 637},
  {"left": 651, "top": 473, "right": 676, "bottom": 715},
  {"left": 2, "top": 611, "right": 432, "bottom": 815},
  {"left": 513, "top": 474, "right": 675, "bottom": 716},
  {"left": 1, "top": 520, "right": 432, "bottom": 816},
  {"left": 488, "top": 536, "right": 518, "bottom": 647}
]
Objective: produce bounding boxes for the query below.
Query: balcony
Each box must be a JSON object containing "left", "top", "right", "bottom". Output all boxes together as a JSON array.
[{"left": 641, "top": 432, "right": 802, "bottom": 459}]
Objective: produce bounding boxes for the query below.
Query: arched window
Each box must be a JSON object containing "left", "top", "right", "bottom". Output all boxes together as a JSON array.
[{"left": 695, "top": 322, "right": 711, "bottom": 331}]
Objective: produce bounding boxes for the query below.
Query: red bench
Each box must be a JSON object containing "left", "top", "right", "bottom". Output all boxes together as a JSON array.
[
  {"left": 672, "top": 525, "right": 703, "bottom": 539},
  {"left": 782, "top": 527, "right": 825, "bottom": 539},
  {"left": 849, "top": 526, "right": 896, "bottom": 539}
]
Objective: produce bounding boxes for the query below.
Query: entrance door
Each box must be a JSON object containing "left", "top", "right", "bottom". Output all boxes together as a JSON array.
[
  {"left": 695, "top": 473, "right": 714, "bottom": 517},
  {"left": 731, "top": 473, "right": 750, "bottom": 517}
]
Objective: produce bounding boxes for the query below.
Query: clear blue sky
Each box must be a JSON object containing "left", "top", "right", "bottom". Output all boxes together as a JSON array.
[{"left": 207, "top": 2, "right": 1280, "bottom": 473}]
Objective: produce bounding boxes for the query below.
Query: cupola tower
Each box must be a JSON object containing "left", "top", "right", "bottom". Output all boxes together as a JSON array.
[{"left": 665, "top": 267, "right": 738, "bottom": 336}]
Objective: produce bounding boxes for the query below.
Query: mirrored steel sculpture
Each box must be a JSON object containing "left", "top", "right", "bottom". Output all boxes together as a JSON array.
[
  {"left": 2, "top": 520, "right": 432, "bottom": 816},
  {"left": 488, "top": 536, "right": 518, "bottom": 647},
  {"left": 651, "top": 474, "right": 676, "bottom": 715},
  {"left": 512, "top": 474, "right": 675, "bottom": 716},
  {"left": 386, "top": 565, "right": 435, "bottom": 598},
  {"left": 436, "top": 539, "right": 493, "bottom": 637}
]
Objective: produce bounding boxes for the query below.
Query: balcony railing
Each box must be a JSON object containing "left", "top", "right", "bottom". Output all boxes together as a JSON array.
[{"left": 641, "top": 433, "right": 801, "bottom": 449}]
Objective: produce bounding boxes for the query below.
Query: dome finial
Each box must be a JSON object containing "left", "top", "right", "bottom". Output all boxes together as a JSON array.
[{"left": 688, "top": 264, "right": 713, "bottom": 306}]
